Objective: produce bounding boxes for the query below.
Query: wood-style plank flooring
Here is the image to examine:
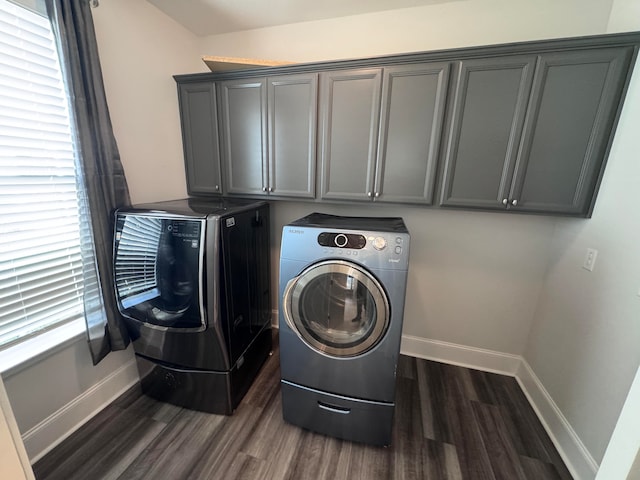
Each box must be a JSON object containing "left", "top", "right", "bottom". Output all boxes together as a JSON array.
[{"left": 33, "top": 337, "right": 572, "bottom": 480}]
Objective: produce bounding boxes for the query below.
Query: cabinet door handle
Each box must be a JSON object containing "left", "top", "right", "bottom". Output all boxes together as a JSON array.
[
  {"left": 367, "top": 192, "right": 373, "bottom": 197},
  {"left": 511, "top": 199, "right": 518, "bottom": 206},
  {"left": 214, "top": 185, "right": 219, "bottom": 191},
  {"left": 374, "top": 192, "right": 380, "bottom": 198},
  {"left": 502, "top": 198, "right": 508, "bottom": 205},
  {"left": 268, "top": 187, "right": 274, "bottom": 193},
  {"left": 262, "top": 187, "right": 267, "bottom": 192}
]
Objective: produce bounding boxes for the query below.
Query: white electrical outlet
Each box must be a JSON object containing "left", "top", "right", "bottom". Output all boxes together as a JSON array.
[{"left": 583, "top": 248, "right": 598, "bottom": 272}]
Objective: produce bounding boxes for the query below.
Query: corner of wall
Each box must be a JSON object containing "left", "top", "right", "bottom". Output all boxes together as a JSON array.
[
  {"left": 399, "top": 332, "right": 602, "bottom": 479},
  {"left": 516, "top": 359, "right": 598, "bottom": 480},
  {"left": 21, "top": 358, "right": 138, "bottom": 464}
]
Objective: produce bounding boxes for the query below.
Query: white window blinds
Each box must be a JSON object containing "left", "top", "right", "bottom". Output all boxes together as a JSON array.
[
  {"left": 0, "top": 0, "right": 84, "bottom": 348},
  {"left": 114, "top": 216, "right": 162, "bottom": 307}
]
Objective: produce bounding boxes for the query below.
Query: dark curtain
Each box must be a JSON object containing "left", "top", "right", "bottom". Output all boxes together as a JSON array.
[{"left": 46, "top": 0, "right": 132, "bottom": 364}]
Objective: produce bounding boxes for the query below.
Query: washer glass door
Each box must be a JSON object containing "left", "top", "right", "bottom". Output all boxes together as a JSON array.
[
  {"left": 283, "top": 260, "right": 389, "bottom": 357},
  {"left": 114, "top": 214, "right": 205, "bottom": 330}
]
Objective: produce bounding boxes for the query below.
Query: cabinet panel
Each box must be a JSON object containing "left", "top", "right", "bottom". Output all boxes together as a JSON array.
[
  {"left": 319, "top": 69, "right": 382, "bottom": 200},
  {"left": 510, "top": 48, "right": 633, "bottom": 214},
  {"left": 178, "top": 82, "right": 222, "bottom": 195},
  {"left": 440, "top": 56, "right": 536, "bottom": 209},
  {"left": 219, "top": 79, "right": 267, "bottom": 195},
  {"left": 375, "top": 63, "right": 449, "bottom": 204},
  {"left": 268, "top": 74, "right": 317, "bottom": 198}
]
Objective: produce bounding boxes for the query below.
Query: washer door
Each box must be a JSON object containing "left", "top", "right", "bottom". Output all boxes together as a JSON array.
[
  {"left": 283, "top": 260, "right": 389, "bottom": 357},
  {"left": 114, "top": 214, "right": 205, "bottom": 330}
]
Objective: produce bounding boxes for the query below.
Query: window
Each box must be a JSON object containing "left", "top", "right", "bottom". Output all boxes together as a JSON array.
[{"left": 0, "top": 0, "right": 84, "bottom": 352}]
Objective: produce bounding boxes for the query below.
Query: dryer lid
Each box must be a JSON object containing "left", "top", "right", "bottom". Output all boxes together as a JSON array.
[{"left": 288, "top": 213, "right": 408, "bottom": 234}]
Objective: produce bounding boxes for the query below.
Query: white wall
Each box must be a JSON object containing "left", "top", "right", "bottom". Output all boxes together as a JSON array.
[
  {"left": 197, "top": 0, "right": 613, "bottom": 62},
  {"left": 0, "top": 376, "right": 33, "bottom": 479},
  {"left": 524, "top": 0, "right": 640, "bottom": 468},
  {"left": 3, "top": 341, "right": 137, "bottom": 461},
  {"left": 92, "top": 0, "right": 207, "bottom": 204},
  {"left": 596, "top": 365, "right": 640, "bottom": 479}
]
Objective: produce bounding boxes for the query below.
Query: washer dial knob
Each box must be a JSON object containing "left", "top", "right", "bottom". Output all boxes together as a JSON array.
[{"left": 372, "top": 236, "right": 387, "bottom": 250}]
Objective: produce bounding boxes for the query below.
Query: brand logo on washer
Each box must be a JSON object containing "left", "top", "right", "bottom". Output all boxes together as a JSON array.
[{"left": 288, "top": 229, "right": 305, "bottom": 234}]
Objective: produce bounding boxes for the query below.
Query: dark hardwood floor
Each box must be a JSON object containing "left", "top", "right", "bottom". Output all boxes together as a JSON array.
[{"left": 33, "top": 337, "right": 572, "bottom": 480}]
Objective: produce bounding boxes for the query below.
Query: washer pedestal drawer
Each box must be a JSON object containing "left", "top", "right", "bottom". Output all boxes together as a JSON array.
[{"left": 281, "top": 380, "right": 395, "bottom": 446}]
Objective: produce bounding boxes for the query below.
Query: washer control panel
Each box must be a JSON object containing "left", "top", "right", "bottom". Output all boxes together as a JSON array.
[
  {"left": 317, "top": 232, "right": 406, "bottom": 256},
  {"left": 317, "top": 232, "right": 366, "bottom": 249}
]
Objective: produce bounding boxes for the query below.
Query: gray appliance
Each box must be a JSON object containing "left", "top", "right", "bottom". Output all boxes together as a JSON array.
[
  {"left": 278, "top": 213, "right": 410, "bottom": 446},
  {"left": 113, "top": 198, "right": 272, "bottom": 414}
]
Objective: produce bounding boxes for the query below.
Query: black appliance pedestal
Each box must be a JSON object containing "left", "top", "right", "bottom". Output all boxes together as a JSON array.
[{"left": 136, "top": 326, "right": 272, "bottom": 414}]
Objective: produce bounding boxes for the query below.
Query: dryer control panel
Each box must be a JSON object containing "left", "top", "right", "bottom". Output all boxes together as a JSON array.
[
  {"left": 316, "top": 231, "right": 406, "bottom": 254},
  {"left": 281, "top": 214, "right": 410, "bottom": 271},
  {"left": 317, "top": 232, "right": 366, "bottom": 249}
]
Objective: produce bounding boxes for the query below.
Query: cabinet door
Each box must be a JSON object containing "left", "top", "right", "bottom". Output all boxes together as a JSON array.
[
  {"left": 219, "top": 78, "right": 267, "bottom": 195},
  {"left": 178, "top": 82, "right": 223, "bottom": 195},
  {"left": 268, "top": 74, "right": 317, "bottom": 198},
  {"left": 440, "top": 56, "right": 536, "bottom": 209},
  {"left": 375, "top": 63, "right": 450, "bottom": 204},
  {"left": 319, "top": 68, "right": 382, "bottom": 200},
  {"left": 509, "top": 47, "right": 633, "bottom": 215}
]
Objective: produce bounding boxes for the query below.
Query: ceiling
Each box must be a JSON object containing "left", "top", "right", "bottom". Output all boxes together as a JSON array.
[{"left": 146, "top": 0, "right": 460, "bottom": 36}]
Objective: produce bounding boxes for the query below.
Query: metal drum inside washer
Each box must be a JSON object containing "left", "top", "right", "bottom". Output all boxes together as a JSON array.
[{"left": 278, "top": 213, "right": 410, "bottom": 446}]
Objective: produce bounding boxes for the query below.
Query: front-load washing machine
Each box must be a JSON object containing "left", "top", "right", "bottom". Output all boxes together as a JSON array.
[
  {"left": 278, "top": 213, "right": 410, "bottom": 446},
  {"left": 113, "top": 198, "right": 272, "bottom": 415}
]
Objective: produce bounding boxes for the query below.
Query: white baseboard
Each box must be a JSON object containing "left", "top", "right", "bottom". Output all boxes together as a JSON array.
[
  {"left": 400, "top": 334, "right": 521, "bottom": 375},
  {"left": 516, "top": 360, "right": 598, "bottom": 480},
  {"left": 22, "top": 358, "right": 139, "bottom": 464},
  {"left": 401, "top": 334, "right": 597, "bottom": 480}
]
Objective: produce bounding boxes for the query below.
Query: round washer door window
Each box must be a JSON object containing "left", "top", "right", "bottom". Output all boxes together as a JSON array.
[{"left": 283, "top": 260, "right": 389, "bottom": 357}]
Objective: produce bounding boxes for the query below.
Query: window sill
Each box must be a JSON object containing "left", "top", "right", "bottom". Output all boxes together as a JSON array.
[{"left": 0, "top": 321, "right": 86, "bottom": 378}]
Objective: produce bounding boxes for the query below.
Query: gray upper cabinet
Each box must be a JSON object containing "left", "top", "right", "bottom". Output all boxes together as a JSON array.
[
  {"left": 178, "top": 82, "right": 223, "bottom": 195},
  {"left": 440, "top": 55, "right": 537, "bottom": 209},
  {"left": 375, "top": 63, "right": 449, "bottom": 204},
  {"left": 177, "top": 33, "right": 639, "bottom": 216},
  {"left": 319, "top": 68, "right": 383, "bottom": 201},
  {"left": 218, "top": 78, "right": 268, "bottom": 195},
  {"left": 440, "top": 47, "right": 633, "bottom": 215},
  {"left": 219, "top": 74, "right": 317, "bottom": 198},
  {"left": 268, "top": 75, "right": 317, "bottom": 198},
  {"left": 509, "top": 47, "right": 633, "bottom": 215},
  {"left": 320, "top": 64, "right": 449, "bottom": 203}
]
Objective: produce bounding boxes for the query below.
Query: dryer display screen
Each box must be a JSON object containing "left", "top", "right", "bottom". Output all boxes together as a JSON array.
[{"left": 317, "top": 232, "right": 366, "bottom": 249}]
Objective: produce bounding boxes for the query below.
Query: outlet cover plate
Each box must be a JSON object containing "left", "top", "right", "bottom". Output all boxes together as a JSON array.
[{"left": 583, "top": 248, "right": 598, "bottom": 272}]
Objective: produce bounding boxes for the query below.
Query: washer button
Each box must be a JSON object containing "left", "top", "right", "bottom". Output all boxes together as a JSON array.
[
  {"left": 396, "top": 236, "right": 403, "bottom": 245},
  {"left": 395, "top": 245, "right": 402, "bottom": 255}
]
